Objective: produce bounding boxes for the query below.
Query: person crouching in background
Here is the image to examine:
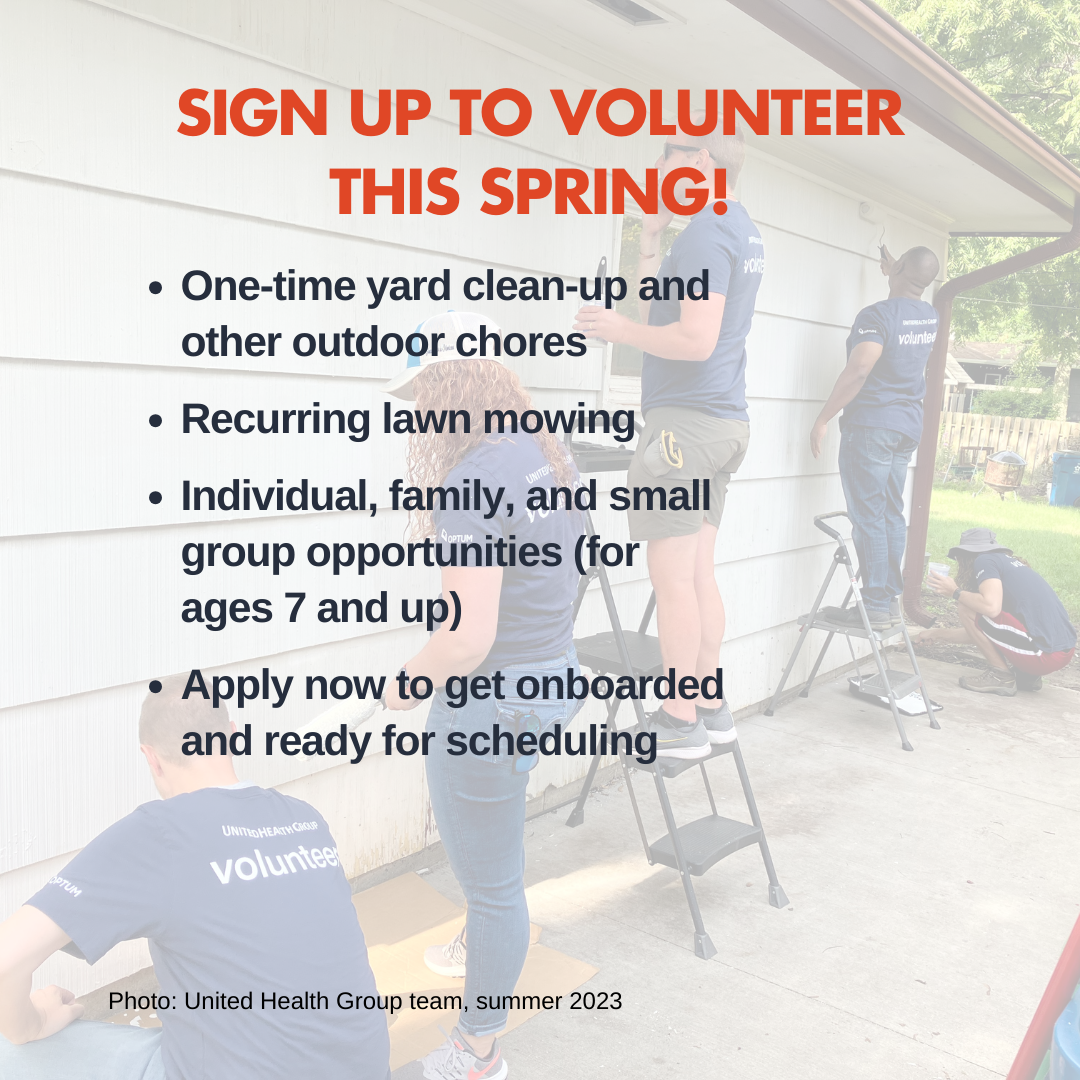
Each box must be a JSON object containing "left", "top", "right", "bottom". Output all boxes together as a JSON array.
[{"left": 918, "top": 528, "right": 1076, "bottom": 694}]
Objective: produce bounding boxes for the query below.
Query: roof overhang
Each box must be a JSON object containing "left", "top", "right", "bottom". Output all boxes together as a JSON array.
[
  {"left": 416, "top": 0, "right": 1080, "bottom": 233},
  {"left": 726, "top": 0, "right": 1080, "bottom": 228}
]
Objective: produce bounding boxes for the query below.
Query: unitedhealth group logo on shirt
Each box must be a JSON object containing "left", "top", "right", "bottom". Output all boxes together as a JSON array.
[
  {"left": 897, "top": 329, "right": 937, "bottom": 345},
  {"left": 898, "top": 317, "right": 938, "bottom": 346},
  {"left": 743, "top": 235, "right": 764, "bottom": 275},
  {"left": 210, "top": 843, "right": 341, "bottom": 884}
]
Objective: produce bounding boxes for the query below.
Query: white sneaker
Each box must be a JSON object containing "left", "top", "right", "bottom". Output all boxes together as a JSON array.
[
  {"left": 420, "top": 1026, "right": 507, "bottom": 1080},
  {"left": 699, "top": 701, "right": 737, "bottom": 744},
  {"left": 424, "top": 925, "right": 466, "bottom": 978}
]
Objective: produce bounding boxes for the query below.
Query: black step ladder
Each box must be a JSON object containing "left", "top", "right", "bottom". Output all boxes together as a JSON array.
[
  {"left": 562, "top": 440, "right": 787, "bottom": 959},
  {"left": 763, "top": 511, "right": 939, "bottom": 752}
]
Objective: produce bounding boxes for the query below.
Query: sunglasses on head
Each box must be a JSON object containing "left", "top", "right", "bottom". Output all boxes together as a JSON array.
[{"left": 663, "top": 142, "right": 704, "bottom": 159}]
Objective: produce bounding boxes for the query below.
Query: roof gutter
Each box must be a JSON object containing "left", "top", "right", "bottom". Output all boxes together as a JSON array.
[
  {"left": 902, "top": 201, "right": 1080, "bottom": 626},
  {"left": 724, "top": 0, "right": 1080, "bottom": 221}
]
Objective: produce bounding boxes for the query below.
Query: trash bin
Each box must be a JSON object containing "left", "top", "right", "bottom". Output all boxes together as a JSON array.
[
  {"left": 1052, "top": 998, "right": 1080, "bottom": 1079},
  {"left": 1050, "top": 453, "right": 1080, "bottom": 508}
]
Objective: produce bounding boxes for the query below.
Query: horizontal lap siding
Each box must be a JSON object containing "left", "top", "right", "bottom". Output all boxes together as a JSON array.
[
  {"left": 0, "top": 0, "right": 625, "bottom": 976},
  {"left": 1, "top": 0, "right": 947, "bottom": 996},
  {"left": 0, "top": 175, "right": 608, "bottom": 383}
]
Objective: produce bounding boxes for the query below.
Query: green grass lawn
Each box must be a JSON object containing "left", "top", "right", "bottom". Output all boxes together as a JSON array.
[{"left": 926, "top": 485, "right": 1080, "bottom": 621}]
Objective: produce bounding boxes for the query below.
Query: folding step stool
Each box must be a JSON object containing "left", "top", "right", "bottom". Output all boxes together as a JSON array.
[
  {"left": 763, "top": 511, "right": 939, "bottom": 752},
  {"left": 562, "top": 440, "right": 787, "bottom": 959}
]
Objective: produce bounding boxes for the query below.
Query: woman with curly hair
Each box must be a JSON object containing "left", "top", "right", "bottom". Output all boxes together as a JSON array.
[
  {"left": 918, "top": 528, "right": 1076, "bottom": 695},
  {"left": 383, "top": 312, "right": 582, "bottom": 1080}
]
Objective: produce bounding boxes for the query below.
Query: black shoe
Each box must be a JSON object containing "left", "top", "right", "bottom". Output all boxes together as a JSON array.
[
  {"left": 817, "top": 605, "right": 848, "bottom": 622},
  {"left": 1013, "top": 670, "right": 1043, "bottom": 692},
  {"left": 825, "top": 606, "right": 893, "bottom": 631}
]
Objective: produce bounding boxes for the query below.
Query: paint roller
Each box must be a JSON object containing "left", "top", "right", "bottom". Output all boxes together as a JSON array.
[{"left": 307, "top": 693, "right": 387, "bottom": 733}]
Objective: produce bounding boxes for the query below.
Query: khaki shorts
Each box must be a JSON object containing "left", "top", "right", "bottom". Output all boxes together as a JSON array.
[{"left": 626, "top": 407, "right": 749, "bottom": 540}]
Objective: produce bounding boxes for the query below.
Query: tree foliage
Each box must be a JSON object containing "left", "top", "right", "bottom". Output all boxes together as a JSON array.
[
  {"left": 970, "top": 355, "right": 1064, "bottom": 416},
  {"left": 879, "top": 1, "right": 1080, "bottom": 414},
  {"left": 947, "top": 234, "right": 1080, "bottom": 374},
  {"left": 882, "top": 0, "right": 1080, "bottom": 159}
]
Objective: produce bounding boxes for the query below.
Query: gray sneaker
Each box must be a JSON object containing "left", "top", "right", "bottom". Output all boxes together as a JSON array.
[
  {"left": 698, "top": 701, "right": 737, "bottom": 744},
  {"left": 424, "top": 925, "right": 466, "bottom": 978},
  {"left": 645, "top": 709, "right": 711, "bottom": 760},
  {"left": 959, "top": 667, "right": 1017, "bottom": 696}
]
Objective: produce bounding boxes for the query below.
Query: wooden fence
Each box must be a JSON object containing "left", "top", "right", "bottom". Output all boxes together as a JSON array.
[{"left": 938, "top": 411, "right": 1080, "bottom": 479}]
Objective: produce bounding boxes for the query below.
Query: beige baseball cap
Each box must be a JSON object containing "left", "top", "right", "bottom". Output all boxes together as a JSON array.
[{"left": 383, "top": 311, "right": 503, "bottom": 400}]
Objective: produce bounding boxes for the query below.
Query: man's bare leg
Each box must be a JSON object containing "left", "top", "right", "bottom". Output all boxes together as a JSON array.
[
  {"left": 693, "top": 522, "right": 725, "bottom": 692},
  {"left": 956, "top": 606, "right": 1010, "bottom": 670},
  {"left": 914, "top": 627, "right": 970, "bottom": 645},
  {"left": 647, "top": 531, "right": 703, "bottom": 724}
]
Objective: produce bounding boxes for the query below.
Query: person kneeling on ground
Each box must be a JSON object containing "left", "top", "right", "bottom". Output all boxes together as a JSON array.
[
  {"left": 917, "top": 528, "right": 1076, "bottom": 695},
  {"left": 0, "top": 676, "right": 390, "bottom": 1080}
]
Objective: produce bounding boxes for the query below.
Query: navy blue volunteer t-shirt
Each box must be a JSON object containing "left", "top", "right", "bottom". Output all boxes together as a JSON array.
[
  {"left": 434, "top": 433, "right": 582, "bottom": 670},
  {"left": 641, "top": 200, "right": 764, "bottom": 419},
  {"left": 841, "top": 298, "right": 939, "bottom": 440},
  {"left": 29, "top": 785, "right": 389, "bottom": 1080},
  {"left": 974, "top": 552, "right": 1077, "bottom": 653}
]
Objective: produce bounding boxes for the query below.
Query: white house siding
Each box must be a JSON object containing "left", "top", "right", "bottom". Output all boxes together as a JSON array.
[{"left": 0, "top": 0, "right": 946, "bottom": 994}]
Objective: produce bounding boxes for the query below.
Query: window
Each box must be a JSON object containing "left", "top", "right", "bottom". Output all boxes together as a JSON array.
[{"left": 610, "top": 214, "right": 682, "bottom": 376}]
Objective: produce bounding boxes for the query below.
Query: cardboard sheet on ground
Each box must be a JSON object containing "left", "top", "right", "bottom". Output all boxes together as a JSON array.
[
  {"left": 351, "top": 870, "right": 465, "bottom": 947},
  {"left": 355, "top": 872, "right": 598, "bottom": 1070}
]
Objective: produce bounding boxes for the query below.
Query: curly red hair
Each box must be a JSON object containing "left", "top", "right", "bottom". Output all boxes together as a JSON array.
[{"left": 406, "top": 360, "right": 576, "bottom": 537}]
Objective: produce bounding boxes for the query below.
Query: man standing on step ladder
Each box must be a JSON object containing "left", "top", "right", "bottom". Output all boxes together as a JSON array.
[
  {"left": 574, "top": 118, "right": 762, "bottom": 761},
  {"left": 809, "top": 244, "right": 941, "bottom": 630}
]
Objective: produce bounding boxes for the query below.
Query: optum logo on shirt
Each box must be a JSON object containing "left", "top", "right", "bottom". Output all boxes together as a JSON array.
[
  {"left": 45, "top": 875, "right": 83, "bottom": 898},
  {"left": 209, "top": 845, "right": 341, "bottom": 884}
]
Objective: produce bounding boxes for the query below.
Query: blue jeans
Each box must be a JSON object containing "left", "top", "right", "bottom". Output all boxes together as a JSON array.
[
  {"left": 425, "top": 649, "right": 580, "bottom": 1037},
  {"left": 838, "top": 425, "right": 918, "bottom": 613},
  {"left": 0, "top": 1020, "right": 164, "bottom": 1079}
]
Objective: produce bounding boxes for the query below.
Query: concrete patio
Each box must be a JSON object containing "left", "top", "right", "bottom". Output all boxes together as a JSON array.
[{"left": 414, "top": 656, "right": 1080, "bottom": 1079}]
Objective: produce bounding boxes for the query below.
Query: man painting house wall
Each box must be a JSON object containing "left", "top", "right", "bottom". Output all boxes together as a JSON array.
[
  {"left": 809, "top": 245, "right": 940, "bottom": 629},
  {"left": 573, "top": 118, "right": 763, "bottom": 760}
]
